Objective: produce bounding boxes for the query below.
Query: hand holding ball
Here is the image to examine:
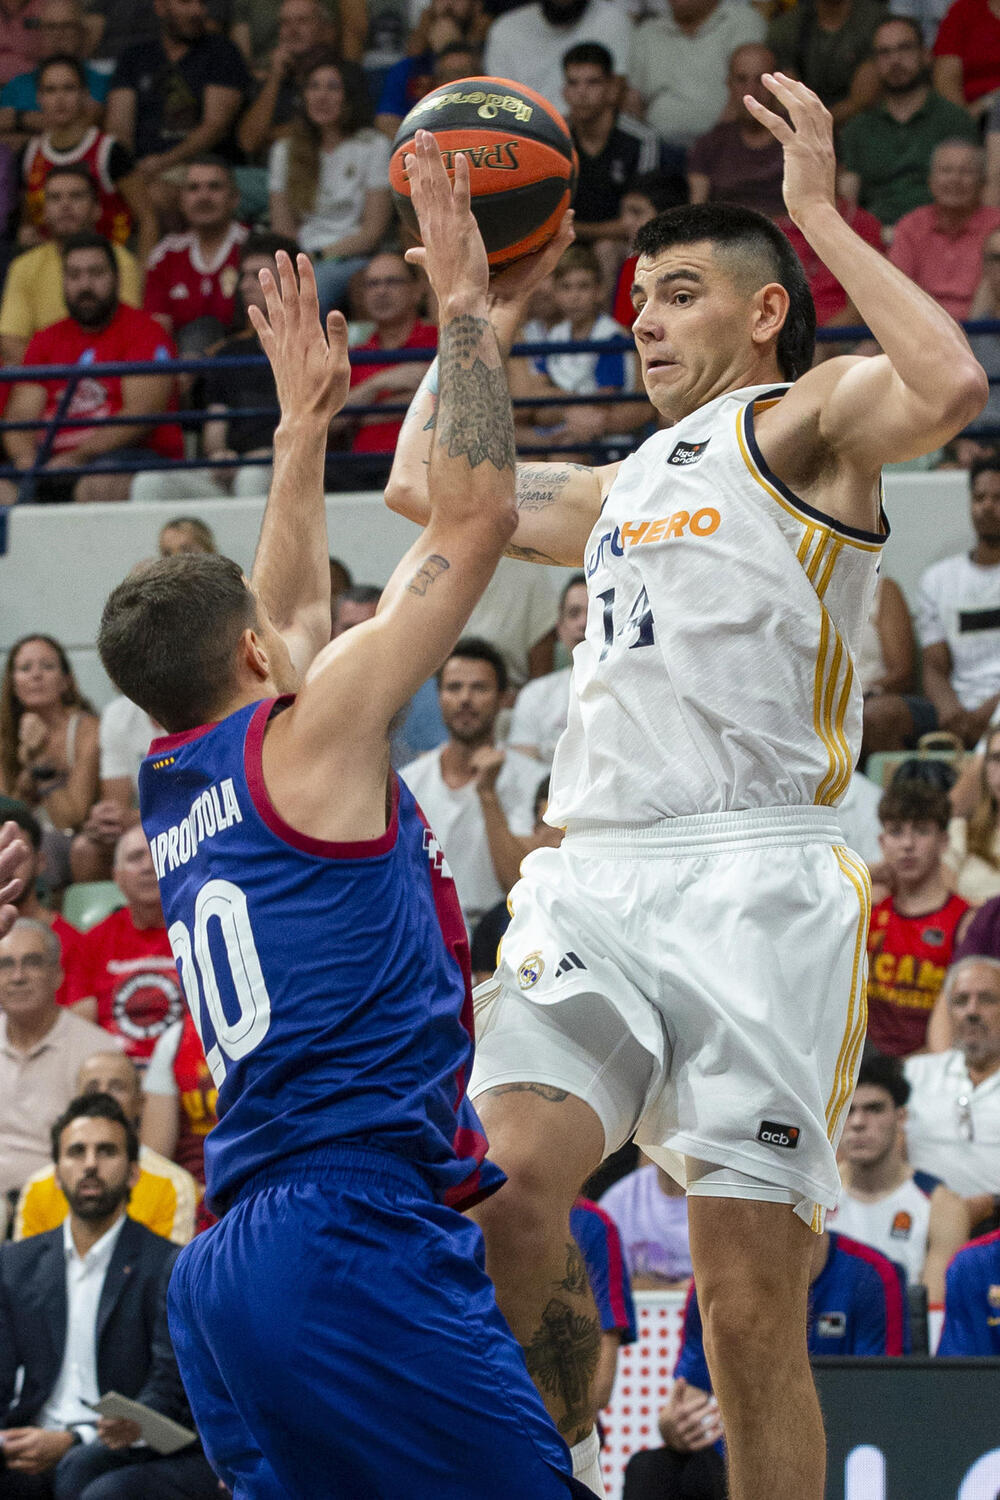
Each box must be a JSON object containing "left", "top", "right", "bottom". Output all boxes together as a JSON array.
[{"left": 390, "top": 76, "right": 578, "bottom": 270}]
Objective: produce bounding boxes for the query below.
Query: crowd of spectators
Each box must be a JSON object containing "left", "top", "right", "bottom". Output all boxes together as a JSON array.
[{"left": 5, "top": 0, "right": 1000, "bottom": 1489}]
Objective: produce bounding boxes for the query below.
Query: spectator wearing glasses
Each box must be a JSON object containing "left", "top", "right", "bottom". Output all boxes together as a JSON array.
[{"left": 904, "top": 956, "right": 1000, "bottom": 1237}]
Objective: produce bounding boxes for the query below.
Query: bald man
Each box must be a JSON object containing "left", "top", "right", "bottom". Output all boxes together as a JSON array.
[{"left": 14, "top": 1050, "right": 197, "bottom": 1243}]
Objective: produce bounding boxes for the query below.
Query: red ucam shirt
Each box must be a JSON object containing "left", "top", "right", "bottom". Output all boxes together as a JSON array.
[
  {"left": 67, "top": 906, "right": 187, "bottom": 1065},
  {"left": 348, "top": 320, "right": 437, "bottom": 454},
  {"left": 23, "top": 303, "right": 184, "bottom": 460},
  {"left": 142, "top": 224, "right": 248, "bottom": 336}
]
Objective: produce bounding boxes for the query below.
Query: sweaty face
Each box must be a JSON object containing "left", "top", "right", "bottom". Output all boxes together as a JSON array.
[
  {"left": 56, "top": 1117, "right": 135, "bottom": 1220},
  {"left": 630, "top": 241, "right": 775, "bottom": 421},
  {"left": 438, "top": 658, "right": 501, "bottom": 745},
  {"left": 842, "top": 1085, "right": 901, "bottom": 1167}
]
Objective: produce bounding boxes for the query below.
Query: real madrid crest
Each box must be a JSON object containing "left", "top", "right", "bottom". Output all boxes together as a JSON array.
[{"left": 517, "top": 951, "right": 544, "bottom": 990}]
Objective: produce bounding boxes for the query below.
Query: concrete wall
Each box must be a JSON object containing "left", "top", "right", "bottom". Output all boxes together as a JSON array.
[{"left": 0, "top": 468, "right": 976, "bottom": 709}]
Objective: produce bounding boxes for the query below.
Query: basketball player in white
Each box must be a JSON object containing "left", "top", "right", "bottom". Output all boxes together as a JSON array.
[{"left": 388, "top": 75, "right": 986, "bottom": 1500}]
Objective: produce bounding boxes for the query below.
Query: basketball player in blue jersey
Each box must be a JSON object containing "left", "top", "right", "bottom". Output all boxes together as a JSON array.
[
  {"left": 386, "top": 78, "right": 987, "bottom": 1500},
  {"left": 95, "top": 134, "right": 590, "bottom": 1500}
]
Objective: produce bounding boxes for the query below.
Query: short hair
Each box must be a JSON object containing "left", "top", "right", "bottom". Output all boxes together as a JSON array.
[
  {"left": 98, "top": 554, "right": 258, "bottom": 733},
  {"left": 877, "top": 777, "right": 950, "bottom": 830},
  {"left": 634, "top": 204, "right": 816, "bottom": 381},
  {"left": 873, "top": 14, "right": 924, "bottom": 47},
  {"left": 51, "top": 1092, "right": 139, "bottom": 1164},
  {"left": 856, "top": 1053, "right": 910, "bottom": 1107},
  {"left": 622, "top": 172, "right": 680, "bottom": 216},
  {"left": 930, "top": 138, "right": 984, "bottom": 179},
  {"left": 160, "top": 515, "right": 217, "bottom": 553},
  {"left": 942, "top": 954, "right": 1000, "bottom": 1005},
  {"left": 339, "top": 583, "right": 383, "bottom": 608},
  {"left": 562, "top": 40, "right": 613, "bottom": 74},
  {"left": 242, "top": 230, "right": 301, "bottom": 265},
  {"left": 184, "top": 153, "right": 237, "bottom": 183},
  {"left": 970, "top": 451, "right": 1000, "bottom": 487},
  {"left": 61, "top": 229, "right": 117, "bottom": 276},
  {"left": 5, "top": 916, "right": 61, "bottom": 964},
  {"left": 37, "top": 52, "right": 88, "bottom": 88},
  {"left": 434, "top": 39, "right": 481, "bottom": 65},
  {"left": 44, "top": 161, "right": 97, "bottom": 198},
  {"left": 437, "top": 636, "right": 509, "bottom": 694},
  {"left": 0, "top": 797, "right": 42, "bottom": 851},
  {"left": 559, "top": 571, "right": 586, "bottom": 611},
  {"left": 554, "top": 243, "right": 601, "bottom": 281}
]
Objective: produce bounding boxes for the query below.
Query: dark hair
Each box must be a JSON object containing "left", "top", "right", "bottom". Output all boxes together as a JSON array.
[
  {"left": 554, "top": 243, "right": 601, "bottom": 281},
  {"left": 623, "top": 172, "right": 683, "bottom": 217},
  {"left": 159, "top": 515, "right": 217, "bottom": 554},
  {"left": 562, "top": 40, "right": 613, "bottom": 74},
  {"left": 437, "top": 636, "right": 509, "bottom": 694},
  {"left": 878, "top": 776, "right": 951, "bottom": 830},
  {"left": 51, "top": 1092, "right": 140, "bottom": 1164},
  {"left": 37, "top": 52, "right": 88, "bottom": 89},
  {"left": 0, "top": 634, "right": 91, "bottom": 796},
  {"left": 98, "top": 554, "right": 258, "bottom": 733},
  {"left": 285, "top": 52, "right": 373, "bottom": 219},
  {"left": 44, "top": 161, "right": 97, "bottom": 198},
  {"left": 434, "top": 39, "right": 481, "bottom": 64},
  {"left": 856, "top": 1054, "right": 910, "bottom": 1108},
  {"left": 0, "top": 797, "right": 42, "bottom": 851},
  {"left": 634, "top": 204, "right": 816, "bottom": 380},
  {"left": 184, "top": 153, "right": 236, "bottom": 182},
  {"left": 339, "top": 583, "right": 383, "bottom": 607},
  {"left": 970, "top": 451, "right": 1000, "bottom": 487},
  {"left": 559, "top": 571, "right": 586, "bottom": 610},
  {"left": 61, "top": 229, "right": 118, "bottom": 277},
  {"left": 888, "top": 755, "right": 957, "bottom": 795},
  {"left": 242, "top": 230, "right": 301, "bottom": 265},
  {"left": 873, "top": 13, "right": 924, "bottom": 47}
]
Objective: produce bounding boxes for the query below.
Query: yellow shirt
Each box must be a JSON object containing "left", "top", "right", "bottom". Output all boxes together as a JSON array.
[
  {"left": 0, "top": 241, "right": 142, "bottom": 343},
  {"left": 13, "top": 1142, "right": 198, "bottom": 1246}
]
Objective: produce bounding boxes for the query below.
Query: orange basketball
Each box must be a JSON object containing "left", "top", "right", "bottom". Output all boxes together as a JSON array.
[{"left": 390, "top": 76, "right": 578, "bottom": 270}]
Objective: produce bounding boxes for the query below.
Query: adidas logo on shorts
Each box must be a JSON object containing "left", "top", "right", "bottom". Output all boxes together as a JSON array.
[
  {"left": 555, "top": 952, "right": 587, "bottom": 978},
  {"left": 756, "top": 1120, "right": 800, "bottom": 1149}
]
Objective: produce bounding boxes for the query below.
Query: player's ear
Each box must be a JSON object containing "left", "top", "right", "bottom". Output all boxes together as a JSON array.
[
  {"left": 750, "top": 282, "right": 789, "bottom": 350},
  {"left": 241, "top": 628, "right": 271, "bottom": 683}
]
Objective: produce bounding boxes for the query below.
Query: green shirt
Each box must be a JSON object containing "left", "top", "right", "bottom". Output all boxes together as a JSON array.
[
  {"left": 839, "top": 89, "right": 979, "bottom": 226},
  {"left": 768, "top": 0, "right": 887, "bottom": 106}
]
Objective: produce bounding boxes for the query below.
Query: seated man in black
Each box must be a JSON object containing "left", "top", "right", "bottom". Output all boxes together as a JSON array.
[{"left": 0, "top": 1094, "right": 216, "bottom": 1499}]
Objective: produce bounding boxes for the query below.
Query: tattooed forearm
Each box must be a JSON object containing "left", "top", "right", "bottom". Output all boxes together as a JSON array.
[
  {"left": 516, "top": 463, "right": 590, "bottom": 513},
  {"left": 406, "top": 553, "right": 449, "bottom": 596},
  {"left": 505, "top": 543, "right": 563, "bottom": 566},
  {"left": 436, "top": 313, "right": 516, "bottom": 472},
  {"left": 559, "top": 1240, "right": 589, "bottom": 1298}
]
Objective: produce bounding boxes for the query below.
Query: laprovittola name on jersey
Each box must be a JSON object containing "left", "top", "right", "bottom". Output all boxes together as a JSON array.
[{"left": 545, "top": 384, "right": 888, "bottom": 828}]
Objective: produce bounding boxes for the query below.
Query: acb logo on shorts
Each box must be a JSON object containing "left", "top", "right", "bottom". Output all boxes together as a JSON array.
[
  {"left": 517, "top": 952, "right": 545, "bottom": 990},
  {"left": 756, "top": 1120, "right": 800, "bottom": 1149}
]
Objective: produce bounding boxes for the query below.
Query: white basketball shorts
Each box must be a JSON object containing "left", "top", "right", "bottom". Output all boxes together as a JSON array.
[{"left": 470, "top": 806, "right": 871, "bottom": 1230}]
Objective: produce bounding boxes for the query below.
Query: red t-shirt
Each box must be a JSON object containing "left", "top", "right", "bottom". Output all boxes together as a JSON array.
[
  {"left": 142, "top": 224, "right": 248, "bottom": 334},
  {"left": 24, "top": 304, "right": 184, "bottom": 460},
  {"left": 23, "top": 129, "right": 133, "bottom": 245},
  {"left": 349, "top": 320, "right": 437, "bottom": 454},
  {"left": 866, "top": 891, "right": 970, "bottom": 1057},
  {"left": 67, "top": 906, "right": 187, "bottom": 1063},
  {"left": 51, "top": 912, "right": 83, "bottom": 1008},
  {"left": 778, "top": 201, "right": 885, "bottom": 325},
  {"left": 933, "top": 0, "right": 1000, "bottom": 102},
  {"left": 613, "top": 253, "right": 639, "bottom": 330}
]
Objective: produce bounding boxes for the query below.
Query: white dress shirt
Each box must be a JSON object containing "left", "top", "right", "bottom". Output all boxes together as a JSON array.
[
  {"left": 903, "top": 1050, "right": 1000, "bottom": 1198},
  {"left": 40, "top": 1213, "right": 128, "bottom": 1442}
]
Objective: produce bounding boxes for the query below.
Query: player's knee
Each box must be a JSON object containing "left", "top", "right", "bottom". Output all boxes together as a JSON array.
[
  {"left": 699, "top": 1272, "right": 809, "bottom": 1376},
  {"left": 475, "top": 1168, "right": 571, "bottom": 1275}
]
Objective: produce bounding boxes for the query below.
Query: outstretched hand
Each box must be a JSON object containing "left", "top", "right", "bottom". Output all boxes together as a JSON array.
[
  {"left": 403, "top": 130, "right": 490, "bottom": 311},
  {"left": 488, "top": 210, "right": 575, "bottom": 311},
  {"left": 743, "top": 72, "right": 837, "bottom": 224},
  {"left": 248, "top": 251, "right": 351, "bottom": 424}
]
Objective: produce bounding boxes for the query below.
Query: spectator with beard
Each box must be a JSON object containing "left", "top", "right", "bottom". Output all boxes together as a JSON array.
[
  {"left": 483, "top": 0, "right": 633, "bottom": 113},
  {"left": 66, "top": 827, "right": 186, "bottom": 1068},
  {"left": 840, "top": 17, "right": 978, "bottom": 232},
  {"left": 401, "top": 639, "right": 541, "bottom": 932},
  {"left": 0, "top": 1093, "right": 217, "bottom": 1499},
  {"left": 104, "top": 0, "right": 251, "bottom": 220},
  {"left": 0, "top": 234, "right": 182, "bottom": 504},
  {"left": 0, "top": 166, "right": 140, "bottom": 367},
  {"left": 143, "top": 158, "right": 248, "bottom": 355}
]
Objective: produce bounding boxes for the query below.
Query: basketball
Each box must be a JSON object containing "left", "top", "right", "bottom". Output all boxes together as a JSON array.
[{"left": 389, "top": 77, "right": 578, "bottom": 270}]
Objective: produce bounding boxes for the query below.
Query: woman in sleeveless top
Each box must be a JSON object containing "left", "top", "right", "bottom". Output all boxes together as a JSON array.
[
  {"left": 0, "top": 634, "right": 99, "bottom": 888},
  {"left": 947, "top": 724, "right": 1000, "bottom": 904}
]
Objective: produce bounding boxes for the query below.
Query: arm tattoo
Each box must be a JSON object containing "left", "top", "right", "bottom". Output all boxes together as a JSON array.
[
  {"left": 505, "top": 543, "right": 563, "bottom": 565},
  {"left": 406, "top": 553, "right": 449, "bottom": 596},
  {"left": 436, "top": 313, "right": 516, "bottom": 472},
  {"left": 558, "top": 1240, "right": 589, "bottom": 1298},
  {"left": 516, "top": 464, "right": 590, "bottom": 513}
]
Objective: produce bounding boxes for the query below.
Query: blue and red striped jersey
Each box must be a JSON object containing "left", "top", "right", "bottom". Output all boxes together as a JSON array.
[
  {"left": 138, "top": 696, "right": 504, "bottom": 1215},
  {"left": 938, "top": 1228, "right": 1000, "bottom": 1355},
  {"left": 677, "top": 1230, "right": 909, "bottom": 1393},
  {"left": 571, "top": 1197, "right": 637, "bottom": 1343}
]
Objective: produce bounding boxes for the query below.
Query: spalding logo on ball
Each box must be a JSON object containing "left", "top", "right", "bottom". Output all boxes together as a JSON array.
[{"left": 390, "top": 77, "right": 578, "bottom": 270}]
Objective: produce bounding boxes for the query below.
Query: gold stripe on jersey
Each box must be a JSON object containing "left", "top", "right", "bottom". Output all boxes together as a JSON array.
[
  {"left": 825, "top": 848, "right": 871, "bottom": 1143},
  {"left": 815, "top": 538, "right": 844, "bottom": 602},
  {"left": 735, "top": 405, "right": 884, "bottom": 555},
  {"left": 813, "top": 604, "right": 855, "bottom": 806}
]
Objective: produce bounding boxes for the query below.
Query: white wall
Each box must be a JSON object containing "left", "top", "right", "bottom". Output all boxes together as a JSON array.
[{"left": 0, "top": 469, "right": 976, "bottom": 709}]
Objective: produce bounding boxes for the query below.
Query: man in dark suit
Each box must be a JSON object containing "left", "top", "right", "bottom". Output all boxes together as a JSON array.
[{"left": 0, "top": 1094, "right": 217, "bottom": 1499}]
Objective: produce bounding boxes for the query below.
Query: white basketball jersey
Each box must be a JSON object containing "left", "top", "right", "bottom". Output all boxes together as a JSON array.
[
  {"left": 546, "top": 383, "right": 887, "bottom": 827},
  {"left": 827, "top": 1174, "right": 937, "bottom": 1284}
]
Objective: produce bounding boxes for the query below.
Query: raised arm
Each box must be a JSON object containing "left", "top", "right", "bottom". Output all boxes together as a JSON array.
[
  {"left": 385, "top": 214, "right": 615, "bottom": 567},
  {"left": 746, "top": 74, "right": 987, "bottom": 491}
]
